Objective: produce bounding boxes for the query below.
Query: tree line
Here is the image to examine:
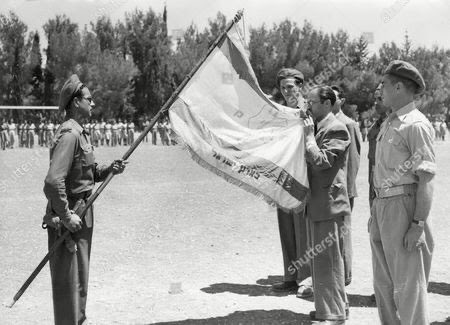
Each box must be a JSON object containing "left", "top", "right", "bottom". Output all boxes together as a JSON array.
[{"left": 0, "top": 8, "right": 449, "bottom": 120}]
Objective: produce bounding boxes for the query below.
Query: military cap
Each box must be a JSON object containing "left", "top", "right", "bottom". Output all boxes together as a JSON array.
[
  {"left": 383, "top": 60, "right": 425, "bottom": 94},
  {"left": 276, "top": 68, "right": 304, "bottom": 87},
  {"left": 58, "top": 74, "right": 83, "bottom": 112}
]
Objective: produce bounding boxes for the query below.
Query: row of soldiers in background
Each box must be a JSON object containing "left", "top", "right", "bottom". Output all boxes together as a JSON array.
[
  {"left": 0, "top": 117, "right": 137, "bottom": 149},
  {"left": 147, "top": 117, "right": 177, "bottom": 146},
  {"left": 1, "top": 118, "right": 40, "bottom": 150},
  {"left": 82, "top": 118, "right": 135, "bottom": 147},
  {"left": 1, "top": 115, "right": 178, "bottom": 150}
]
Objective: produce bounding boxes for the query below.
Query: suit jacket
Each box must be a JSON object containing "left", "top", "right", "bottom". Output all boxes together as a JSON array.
[
  {"left": 335, "top": 111, "right": 361, "bottom": 198},
  {"left": 306, "top": 112, "right": 351, "bottom": 222}
]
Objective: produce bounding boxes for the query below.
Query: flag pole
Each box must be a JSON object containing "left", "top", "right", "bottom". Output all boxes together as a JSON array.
[{"left": 7, "top": 9, "right": 244, "bottom": 308}]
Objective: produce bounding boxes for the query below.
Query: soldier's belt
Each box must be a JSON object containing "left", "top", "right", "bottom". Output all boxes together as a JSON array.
[
  {"left": 42, "top": 196, "right": 88, "bottom": 229},
  {"left": 68, "top": 190, "right": 92, "bottom": 200},
  {"left": 374, "top": 184, "right": 417, "bottom": 199}
]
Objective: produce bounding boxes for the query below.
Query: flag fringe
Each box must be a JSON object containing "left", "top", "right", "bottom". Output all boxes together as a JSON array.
[{"left": 180, "top": 143, "right": 306, "bottom": 214}]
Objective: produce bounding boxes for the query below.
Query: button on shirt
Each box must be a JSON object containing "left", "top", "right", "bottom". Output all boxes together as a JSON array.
[
  {"left": 44, "top": 119, "right": 110, "bottom": 220},
  {"left": 373, "top": 102, "right": 436, "bottom": 189}
]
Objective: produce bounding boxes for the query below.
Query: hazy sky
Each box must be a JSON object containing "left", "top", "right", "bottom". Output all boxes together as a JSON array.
[{"left": 1, "top": 0, "right": 450, "bottom": 54}]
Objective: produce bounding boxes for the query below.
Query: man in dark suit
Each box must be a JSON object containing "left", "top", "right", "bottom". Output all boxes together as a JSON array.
[
  {"left": 331, "top": 85, "right": 362, "bottom": 287},
  {"left": 302, "top": 86, "right": 351, "bottom": 324}
]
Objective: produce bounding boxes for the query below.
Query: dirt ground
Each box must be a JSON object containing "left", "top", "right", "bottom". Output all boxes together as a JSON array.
[{"left": 0, "top": 139, "right": 449, "bottom": 324}]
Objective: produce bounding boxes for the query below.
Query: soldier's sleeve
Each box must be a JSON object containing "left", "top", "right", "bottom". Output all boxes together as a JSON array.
[
  {"left": 306, "top": 127, "right": 350, "bottom": 170},
  {"left": 408, "top": 122, "right": 436, "bottom": 177},
  {"left": 94, "top": 163, "right": 111, "bottom": 182},
  {"left": 43, "top": 131, "right": 77, "bottom": 220}
]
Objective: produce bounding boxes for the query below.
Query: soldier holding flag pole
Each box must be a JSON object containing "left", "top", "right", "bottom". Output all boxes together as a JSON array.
[{"left": 43, "top": 74, "right": 126, "bottom": 325}]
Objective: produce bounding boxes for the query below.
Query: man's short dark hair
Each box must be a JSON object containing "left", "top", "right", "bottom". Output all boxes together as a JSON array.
[
  {"left": 316, "top": 86, "right": 337, "bottom": 106},
  {"left": 276, "top": 68, "right": 304, "bottom": 87},
  {"left": 331, "top": 85, "right": 345, "bottom": 99}
]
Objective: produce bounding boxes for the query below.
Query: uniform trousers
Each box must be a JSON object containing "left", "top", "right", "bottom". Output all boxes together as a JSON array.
[
  {"left": 152, "top": 129, "right": 157, "bottom": 145},
  {"left": 28, "top": 131, "right": 35, "bottom": 148},
  {"left": 1, "top": 131, "right": 7, "bottom": 149},
  {"left": 309, "top": 216, "right": 347, "bottom": 321},
  {"left": 370, "top": 192, "right": 433, "bottom": 325},
  {"left": 9, "top": 131, "right": 15, "bottom": 148},
  {"left": 38, "top": 131, "right": 44, "bottom": 146},
  {"left": 47, "top": 204, "right": 93, "bottom": 325},
  {"left": 277, "top": 208, "right": 310, "bottom": 283}
]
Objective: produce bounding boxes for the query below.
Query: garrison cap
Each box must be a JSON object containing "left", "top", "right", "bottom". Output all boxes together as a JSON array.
[
  {"left": 383, "top": 60, "right": 425, "bottom": 94},
  {"left": 276, "top": 68, "right": 304, "bottom": 87},
  {"left": 58, "top": 74, "right": 83, "bottom": 112}
]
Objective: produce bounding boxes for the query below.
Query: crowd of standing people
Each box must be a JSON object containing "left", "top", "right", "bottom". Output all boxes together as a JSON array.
[
  {"left": 0, "top": 115, "right": 178, "bottom": 150},
  {"left": 1, "top": 118, "right": 39, "bottom": 150}
]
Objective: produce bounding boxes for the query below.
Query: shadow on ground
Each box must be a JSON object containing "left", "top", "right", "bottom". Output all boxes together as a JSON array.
[
  {"left": 428, "top": 282, "right": 450, "bottom": 296},
  {"left": 148, "top": 310, "right": 312, "bottom": 325},
  {"left": 201, "top": 275, "right": 377, "bottom": 308},
  {"left": 200, "top": 275, "right": 293, "bottom": 297}
]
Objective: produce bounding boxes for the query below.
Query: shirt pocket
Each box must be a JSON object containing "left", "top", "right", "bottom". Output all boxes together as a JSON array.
[
  {"left": 386, "top": 134, "right": 409, "bottom": 169},
  {"left": 80, "top": 144, "right": 95, "bottom": 167}
]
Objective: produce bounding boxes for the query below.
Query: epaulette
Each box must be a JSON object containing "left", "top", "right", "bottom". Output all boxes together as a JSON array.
[{"left": 59, "top": 120, "right": 82, "bottom": 136}]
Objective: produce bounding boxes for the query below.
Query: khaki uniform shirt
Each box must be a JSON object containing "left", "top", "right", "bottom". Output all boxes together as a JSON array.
[
  {"left": 43, "top": 119, "right": 109, "bottom": 220},
  {"left": 374, "top": 102, "right": 435, "bottom": 189}
]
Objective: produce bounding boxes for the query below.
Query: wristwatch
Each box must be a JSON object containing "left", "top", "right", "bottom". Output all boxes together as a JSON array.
[{"left": 412, "top": 219, "right": 425, "bottom": 227}]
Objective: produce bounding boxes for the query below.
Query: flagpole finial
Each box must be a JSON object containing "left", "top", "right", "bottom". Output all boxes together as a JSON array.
[{"left": 233, "top": 9, "right": 244, "bottom": 23}]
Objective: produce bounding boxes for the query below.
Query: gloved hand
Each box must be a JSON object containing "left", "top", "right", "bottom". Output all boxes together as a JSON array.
[
  {"left": 110, "top": 159, "right": 128, "bottom": 175},
  {"left": 61, "top": 212, "right": 82, "bottom": 233}
]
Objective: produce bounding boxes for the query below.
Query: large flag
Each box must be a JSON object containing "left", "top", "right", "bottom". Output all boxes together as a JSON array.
[{"left": 169, "top": 24, "right": 309, "bottom": 211}]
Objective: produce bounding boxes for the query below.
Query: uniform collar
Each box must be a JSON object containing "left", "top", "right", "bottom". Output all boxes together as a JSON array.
[
  {"left": 67, "top": 118, "right": 88, "bottom": 135},
  {"left": 395, "top": 101, "right": 416, "bottom": 118},
  {"left": 316, "top": 112, "right": 334, "bottom": 131}
]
